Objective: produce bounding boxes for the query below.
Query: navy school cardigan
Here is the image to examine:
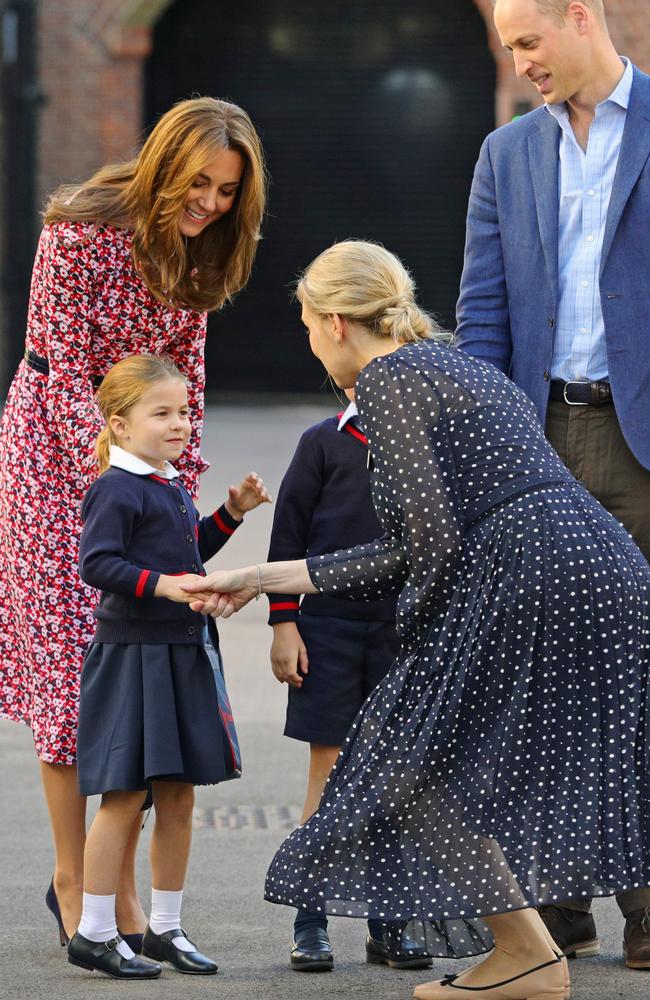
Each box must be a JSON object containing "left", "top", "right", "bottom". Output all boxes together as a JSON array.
[
  {"left": 266, "top": 414, "right": 397, "bottom": 625},
  {"left": 79, "top": 467, "right": 241, "bottom": 644}
]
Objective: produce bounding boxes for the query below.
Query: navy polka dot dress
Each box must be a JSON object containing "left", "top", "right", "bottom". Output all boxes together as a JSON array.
[{"left": 264, "top": 342, "right": 650, "bottom": 959}]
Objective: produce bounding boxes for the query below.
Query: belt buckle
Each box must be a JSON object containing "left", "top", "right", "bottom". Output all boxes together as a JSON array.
[{"left": 562, "top": 380, "right": 590, "bottom": 406}]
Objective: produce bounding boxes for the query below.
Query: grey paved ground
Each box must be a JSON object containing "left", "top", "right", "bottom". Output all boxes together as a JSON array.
[{"left": 0, "top": 404, "right": 647, "bottom": 1000}]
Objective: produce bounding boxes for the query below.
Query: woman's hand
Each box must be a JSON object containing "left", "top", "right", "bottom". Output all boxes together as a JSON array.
[
  {"left": 225, "top": 471, "right": 272, "bottom": 520},
  {"left": 154, "top": 573, "right": 207, "bottom": 603},
  {"left": 181, "top": 560, "right": 315, "bottom": 617},
  {"left": 181, "top": 567, "right": 258, "bottom": 618},
  {"left": 270, "top": 622, "right": 309, "bottom": 688}
]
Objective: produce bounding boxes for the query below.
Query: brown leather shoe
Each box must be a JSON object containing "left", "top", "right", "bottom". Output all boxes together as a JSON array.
[
  {"left": 624, "top": 907, "right": 650, "bottom": 970},
  {"left": 538, "top": 905, "right": 600, "bottom": 959}
]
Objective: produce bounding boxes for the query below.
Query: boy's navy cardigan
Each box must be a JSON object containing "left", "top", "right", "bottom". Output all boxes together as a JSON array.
[
  {"left": 79, "top": 467, "right": 241, "bottom": 644},
  {"left": 266, "top": 413, "right": 397, "bottom": 625}
]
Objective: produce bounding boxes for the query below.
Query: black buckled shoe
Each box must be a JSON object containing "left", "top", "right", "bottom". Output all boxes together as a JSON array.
[
  {"left": 538, "top": 904, "right": 600, "bottom": 959},
  {"left": 142, "top": 925, "right": 218, "bottom": 975},
  {"left": 68, "top": 932, "right": 161, "bottom": 979},
  {"left": 290, "top": 926, "right": 334, "bottom": 971},
  {"left": 366, "top": 925, "right": 433, "bottom": 970}
]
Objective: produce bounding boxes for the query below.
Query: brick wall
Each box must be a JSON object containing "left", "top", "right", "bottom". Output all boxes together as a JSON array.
[
  {"left": 35, "top": 1, "right": 650, "bottom": 208},
  {"left": 473, "top": 0, "right": 650, "bottom": 123},
  {"left": 36, "top": 0, "right": 171, "bottom": 209}
]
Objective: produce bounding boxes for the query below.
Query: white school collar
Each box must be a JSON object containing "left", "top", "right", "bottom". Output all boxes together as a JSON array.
[
  {"left": 337, "top": 401, "right": 358, "bottom": 431},
  {"left": 109, "top": 444, "right": 179, "bottom": 479}
]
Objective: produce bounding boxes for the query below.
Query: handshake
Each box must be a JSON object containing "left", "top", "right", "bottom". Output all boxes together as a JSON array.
[{"left": 154, "top": 567, "right": 261, "bottom": 618}]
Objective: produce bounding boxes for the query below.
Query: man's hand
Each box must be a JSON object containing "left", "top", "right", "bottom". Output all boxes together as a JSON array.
[{"left": 270, "top": 621, "right": 309, "bottom": 688}]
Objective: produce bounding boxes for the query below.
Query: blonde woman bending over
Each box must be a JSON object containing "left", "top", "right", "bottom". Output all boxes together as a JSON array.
[{"left": 185, "top": 240, "right": 650, "bottom": 1000}]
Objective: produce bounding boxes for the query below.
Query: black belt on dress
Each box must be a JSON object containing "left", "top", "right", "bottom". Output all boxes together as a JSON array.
[
  {"left": 24, "top": 349, "right": 103, "bottom": 390},
  {"left": 549, "top": 379, "right": 613, "bottom": 407}
]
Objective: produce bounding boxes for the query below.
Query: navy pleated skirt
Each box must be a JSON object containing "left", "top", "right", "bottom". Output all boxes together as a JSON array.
[{"left": 77, "top": 639, "right": 237, "bottom": 795}]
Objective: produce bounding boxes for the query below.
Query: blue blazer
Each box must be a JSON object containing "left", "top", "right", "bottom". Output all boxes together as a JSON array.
[{"left": 456, "top": 65, "right": 650, "bottom": 470}]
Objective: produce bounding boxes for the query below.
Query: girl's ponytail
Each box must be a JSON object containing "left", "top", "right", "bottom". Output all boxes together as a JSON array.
[{"left": 96, "top": 426, "right": 112, "bottom": 473}]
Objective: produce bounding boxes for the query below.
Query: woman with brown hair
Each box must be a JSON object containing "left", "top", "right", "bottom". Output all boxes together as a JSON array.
[{"left": 0, "top": 96, "right": 266, "bottom": 950}]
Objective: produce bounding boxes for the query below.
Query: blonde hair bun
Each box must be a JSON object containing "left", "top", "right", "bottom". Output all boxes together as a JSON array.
[{"left": 296, "top": 239, "right": 450, "bottom": 345}]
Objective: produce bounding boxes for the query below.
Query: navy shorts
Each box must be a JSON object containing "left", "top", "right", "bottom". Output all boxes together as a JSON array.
[{"left": 285, "top": 614, "right": 400, "bottom": 746}]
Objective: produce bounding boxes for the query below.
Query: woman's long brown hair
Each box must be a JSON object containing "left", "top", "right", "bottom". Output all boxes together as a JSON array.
[{"left": 45, "top": 97, "right": 267, "bottom": 313}]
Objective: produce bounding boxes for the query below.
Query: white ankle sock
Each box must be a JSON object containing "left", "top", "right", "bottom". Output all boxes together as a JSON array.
[
  {"left": 149, "top": 889, "right": 195, "bottom": 952},
  {"left": 78, "top": 892, "right": 135, "bottom": 960}
]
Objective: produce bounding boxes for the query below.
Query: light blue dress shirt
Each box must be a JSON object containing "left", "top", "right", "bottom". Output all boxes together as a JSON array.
[{"left": 547, "top": 57, "right": 633, "bottom": 383}]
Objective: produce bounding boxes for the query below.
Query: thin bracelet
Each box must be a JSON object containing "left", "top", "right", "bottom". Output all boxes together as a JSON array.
[{"left": 255, "top": 564, "right": 262, "bottom": 601}]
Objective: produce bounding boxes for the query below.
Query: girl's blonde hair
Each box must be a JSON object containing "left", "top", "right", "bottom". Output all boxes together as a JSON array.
[
  {"left": 296, "top": 240, "right": 448, "bottom": 344},
  {"left": 45, "top": 97, "right": 267, "bottom": 313},
  {"left": 95, "top": 354, "right": 185, "bottom": 473}
]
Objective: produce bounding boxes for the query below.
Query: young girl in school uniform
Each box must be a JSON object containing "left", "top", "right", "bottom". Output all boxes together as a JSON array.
[
  {"left": 267, "top": 388, "right": 432, "bottom": 973},
  {"left": 67, "top": 353, "right": 270, "bottom": 980}
]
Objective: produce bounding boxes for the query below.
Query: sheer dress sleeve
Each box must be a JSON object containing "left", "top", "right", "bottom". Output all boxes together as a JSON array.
[{"left": 306, "top": 351, "right": 464, "bottom": 615}]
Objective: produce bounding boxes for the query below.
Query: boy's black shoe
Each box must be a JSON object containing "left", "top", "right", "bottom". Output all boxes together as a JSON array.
[
  {"left": 68, "top": 932, "right": 162, "bottom": 979},
  {"left": 142, "top": 925, "right": 218, "bottom": 974},
  {"left": 365, "top": 930, "right": 433, "bottom": 970},
  {"left": 290, "top": 926, "right": 334, "bottom": 971}
]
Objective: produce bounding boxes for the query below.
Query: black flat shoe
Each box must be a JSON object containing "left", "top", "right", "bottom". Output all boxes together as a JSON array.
[
  {"left": 290, "top": 926, "right": 334, "bottom": 972},
  {"left": 68, "top": 932, "right": 161, "bottom": 979},
  {"left": 142, "top": 925, "right": 217, "bottom": 975},
  {"left": 366, "top": 930, "right": 433, "bottom": 970},
  {"left": 45, "top": 879, "right": 70, "bottom": 947}
]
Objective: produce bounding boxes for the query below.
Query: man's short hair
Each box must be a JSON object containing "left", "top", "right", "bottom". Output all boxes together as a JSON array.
[{"left": 493, "top": 0, "right": 607, "bottom": 27}]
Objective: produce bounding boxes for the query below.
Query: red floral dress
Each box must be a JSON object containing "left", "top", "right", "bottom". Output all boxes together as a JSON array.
[{"left": 0, "top": 222, "right": 209, "bottom": 764}]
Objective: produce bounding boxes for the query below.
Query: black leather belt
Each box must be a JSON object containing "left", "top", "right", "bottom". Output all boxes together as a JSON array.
[
  {"left": 24, "top": 349, "right": 103, "bottom": 390},
  {"left": 549, "top": 379, "right": 613, "bottom": 407}
]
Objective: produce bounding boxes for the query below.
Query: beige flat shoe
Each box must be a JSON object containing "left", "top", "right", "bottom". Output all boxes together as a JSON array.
[
  {"left": 557, "top": 952, "right": 570, "bottom": 999},
  {"left": 412, "top": 954, "right": 565, "bottom": 1000}
]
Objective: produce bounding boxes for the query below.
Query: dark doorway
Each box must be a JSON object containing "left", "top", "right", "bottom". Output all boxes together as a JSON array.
[
  {"left": 1, "top": 1, "right": 41, "bottom": 395},
  {"left": 146, "top": 1, "right": 495, "bottom": 395}
]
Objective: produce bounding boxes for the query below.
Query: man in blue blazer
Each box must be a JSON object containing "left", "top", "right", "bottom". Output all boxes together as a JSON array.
[{"left": 456, "top": 0, "right": 650, "bottom": 969}]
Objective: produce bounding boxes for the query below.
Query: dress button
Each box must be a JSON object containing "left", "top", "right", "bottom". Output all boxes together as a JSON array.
[
  {"left": 187, "top": 626, "right": 196, "bottom": 636},
  {"left": 185, "top": 534, "right": 193, "bottom": 543},
  {"left": 191, "top": 563, "right": 199, "bottom": 572},
  {"left": 548, "top": 318, "right": 555, "bottom": 328},
  {"left": 180, "top": 505, "right": 187, "bottom": 514},
  {"left": 543, "top": 371, "right": 550, "bottom": 381}
]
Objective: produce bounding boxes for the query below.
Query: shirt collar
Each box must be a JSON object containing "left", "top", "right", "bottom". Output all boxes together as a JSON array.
[
  {"left": 337, "top": 401, "right": 359, "bottom": 431},
  {"left": 109, "top": 444, "right": 179, "bottom": 479},
  {"left": 546, "top": 56, "right": 632, "bottom": 123}
]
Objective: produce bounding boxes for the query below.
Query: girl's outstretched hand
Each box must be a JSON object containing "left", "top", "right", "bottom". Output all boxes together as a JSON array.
[
  {"left": 181, "top": 567, "right": 257, "bottom": 619},
  {"left": 225, "top": 471, "right": 272, "bottom": 519}
]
